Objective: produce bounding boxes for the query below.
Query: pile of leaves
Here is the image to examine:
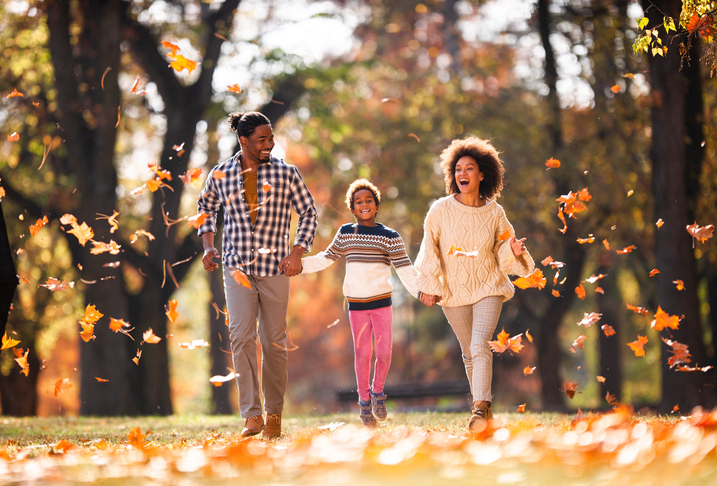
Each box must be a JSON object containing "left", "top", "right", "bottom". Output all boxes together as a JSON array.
[{"left": 1, "top": 410, "right": 717, "bottom": 484}]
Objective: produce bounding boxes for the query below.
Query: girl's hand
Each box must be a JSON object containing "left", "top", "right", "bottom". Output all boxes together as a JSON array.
[
  {"left": 420, "top": 293, "right": 438, "bottom": 307},
  {"left": 510, "top": 236, "right": 527, "bottom": 256}
]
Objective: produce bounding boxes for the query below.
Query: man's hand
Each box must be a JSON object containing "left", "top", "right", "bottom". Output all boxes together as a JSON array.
[
  {"left": 279, "top": 245, "right": 305, "bottom": 277},
  {"left": 202, "top": 247, "right": 220, "bottom": 271}
]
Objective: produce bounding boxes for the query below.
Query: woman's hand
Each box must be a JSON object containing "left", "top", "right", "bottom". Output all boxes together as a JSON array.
[
  {"left": 510, "top": 236, "right": 527, "bottom": 256},
  {"left": 420, "top": 293, "right": 439, "bottom": 307}
]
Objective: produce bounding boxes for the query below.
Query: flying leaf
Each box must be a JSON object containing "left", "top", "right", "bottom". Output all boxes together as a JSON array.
[
  {"left": 570, "top": 335, "right": 588, "bottom": 352},
  {"left": 649, "top": 268, "right": 660, "bottom": 277},
  {"left": 610, "top": 85, "right": 621, "bottom": 93},
  {"left": 577, "top": 188, "right": 591, "bottom": 202},
  {"left": 651, "top": 306, "right": 679, "bottom": 331},
  {"left": 40, "top": 277, "right": 71, "bottom": 292},
  {"left": 213, "top": 170, "right": 226, "bottom": 180},
  {"left": 187, "top": 213, "right": 208, "bottom": 229},
  {"left": 595, "top": 287, "right": 604, "bottom": 294},
  {"left": 584, "top": 274, "right": 606, "bottom": 284},
  {"left": 498, "top": 229, "right": 511, "bottom": 241},
  {"left": 517, "top": 403, "right": 526, "bottom": 413},
  {"left": 686, "top": 222, "right": 714, "bottom": 244},
  {"left": 230, "top": 269, "right": 252, "bottom": 289},
  {"left": 656, "top": 218, "right": 664, "bottom": 228},
  {"left": 623, "top": 73, "right": 635, "bottom": 79},
  {"left": 605, "top": 392, "right": 618, "bottom": 406},
  {"left": 575, "top": 284, "right": 586, "bottom": 300},
  {"left": 489, "top": 328, "right": 524, "bottom": 354},
  {"left": 210, "top": 372, "right": 238, "bottom": 386},
  {"left": 228, "top": 84, "right": 242, "bottom": 94},
  {"left": 673, "top": 280, "right": 684, "bottom": 290},
  {"left": 14, "top": 348, "right": 29, "bottom": 376},
  {"left": 170, "top": 54, "right": 197, "bottom": 73},
  {"left": 627, "top": 335, "right": 648, "bottom": 357},
  {"left": 557, "top": 207, "right": 568, "bottom": 234},
  {"left": 7, "top": 88, "right": 23, "bottom": 98},
  {"left": 626, "top": 302, "right": 649, "bottom": 315},
  {"left": 1, "top": 333, "right": 20, "bottom": 350},
  {"left": 408, "top": 133, "right": 421, "bottom": 142},
  {"left": 525, "top": 329, "right": 533, "bottom": 342},
  {"left": 29, "top": 216, "right": 49, "bottom": 237},
  {"left": 54, "top": 378, "right": 72, "bottom": 398},
  {"left": 142, "top": 328, "right": 162, "bottom": 344},
  {"left": 132, "top": 349, "right": 142, "bottom": 365},
  {"left": 616, "top": 245, "right": 636, "bottom": 254},
  {"left": 81, "top": 304, "right": 104, "bottom": 325},
  {"left": 512, "top": 269, "right": 547, "bottom": 290},
  {"left": 541, "top": 256, "right": 554, "bottom": 266},
  {"left": 165, "top": 300, "right": 178, "bottom": 323},
  {"left": 545, "top": 157, "right": 560, "bottom": 169},
  {"left": 677, "top": 364, "right": 713, "bottom": 372},
  {"left": 173, "top": 143, "right": 185, "bottom": 157},
  {"left": 96, "top": 210, "right": 120, "bottom": 233},
  {"left": 523, "top": 366, "right": 536, "bottom": 375},
  {"left": 577, "top": 236, "right": 595, "bottom": 244},
  {"left": 178, "top": 339, "right": 209, "bottom": 350},
  {"left": 130, "top": 229, "right": 155, "bottom": 244},
  {"left": 90, "top": 240, "right": 121, "bottom": 255},
  {"left": 562, "top": 381, "right": 578, "bottom": 399},
  {"left": 95, "top": 377, "right": 109, "bottom": 382},
  {"left": 662, "top": 337, "right": 691, "bottom": 368},
  {"left": 577, "top": 312, "right": 602, "bottom": 327},
  {"left": 109, "top": 318, "right": 131, "bottom": 333},
  {"left": 7, "top": 132, "right": 19, "bottom": 142},
  {"left": 180, "top": 168, "right": 202, "bottom": 184},
  {"left": 68, "top": 221, "right": 94, "bottom": 246},
  {"left": 602, "top": 239, "right": 610, "bottom": 251},
  {"left": 601, "top": 324, "right": 616, "bottom": 337},
  {"left": 597, "top": 375, "right": 606, "bottom": 383},
  {"left": 551, "top": 289, "right": 561, "bottom": 297},
  {"left": 557, "top": 191, "right": 587, "bottom": 218},
  {"left": 161, "top": 40, "right": 180, "bottom": 56},
  {"left": 627, "top": 189, "right": 634, "bottom": 197},
  {"left": 60, "top": 214, "right": 77, "bottom": 225},
  {"left": 79, "top": 322, "right": 96, "bottom": 342}
]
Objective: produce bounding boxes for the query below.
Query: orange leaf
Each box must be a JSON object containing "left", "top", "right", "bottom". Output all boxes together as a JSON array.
[
  {"left": 262, "top": 181, "right": 272, "bottom": 193},
  {"left": 170, "top": 54, "right": 197, "bottom": 73},
  {"left": 616, "top": 245, "right": 636, "bottom": 254},
  {"left": 488, "top": 328, "right": 524, "bottom": 354},
  {"left": 570, "top": 335, "right": 588, "bottom": 352},
  {"left": 79, "top": 322, "right": 96, "bottom": 342},
  {"left": 213, "top": 170, "right": 226, "bottom": 180},
  {"left": 525, "top": 329, "right": 533, "bottom": 343},
  {"left": 95, "top": 377, "right": 109, "bottom": 382},
  {"left": 575, "top": 284, "right": 586, "bottom": 300},
  {"left": 584, "top": 274, "right": 606, "bottom": 284},
  {"left": 577, "top": 312, "right": 601, "bottom": 327},
  {"left": 228, "top": 84, "right": 242, "bottom": 94},
  {"left": 601, "top": 324, "right": 616, "bottom": 337},
  {"left": 146, "top": 178, "right": 162, "bottom": 192},
  {"left": 596, "top": 375, "right": 606, "bottom": 383},
  {"left": 68, "top": 221, "right": 94, "bottom": 246},
  {"left": 178, "top": 339, "right": 209, "bottom": 350},
  {"left": 577, "top": 188, "right": 591, "bottom": 202},
  {"left": 230, "top": 269, "right": 252, "bottom": 289},
  {"left": 60, "top": 213, "right": 77, "bottom": 225},
  {"left": 90, "top": 240, "right": 121, "bottom": 255},
  {"left": 7, "top": 132, "right": 19, "bottom": 142},
  {"left": 627, "top": 335, "right": 648, "bottom": 357},
  {"left": 1, "top": 333, "right": 20, "bottom": 350},
  {"left": 127, "top": 426, "right": 147, "bottom": 448},
  {"left": 557, "top": 207, "right": 568, "bottom": 234},
  {"left": 656, "top": 218, "right": 664, "bottom": 228},
  {"left": 626, "top": 302, "right": 649, "bottom": 316},
  {"left": 180, "top": 168, "right": 203, "bottom": 184},
  {"left": 595, "top": 287, "right": 604, "bottom": 294},
  {"left": 173, "top": 143, "right": 185, "bottom": 157},
  {"left": 523, "top": 366, "right": 536, "bottom": 375},
  {"left": 497, "top": 229, "right": 511, "bottom": 241},
  {"left": 605, "top": 391, "right": 618, "bottom": 406},
  {"left": 408, "top": 133, "right": 421, "bottom": 143},
  {"left": 551, "top": 289, "right": 561, "bottom": 297},
  {"left": 686, "top": 222, "right": 714, "bottom": 243},
  {"left": 662, "top": 337, "right": 691, "bottom": 368},
  {"left": 610, "top": 84, "right": 621, "bottom": 93},
  {"left": 165, "top": 300, "right": 178, "bottom": 323},
  {"left": 187, "top": 213, "right": 208, "bottom": 229},
  {"left": 161, "top": 40, "right": 180, "bottom": 56},
  {"left": 602, "top": 239, "right": 610, "bottom": 250},
  {"left": 673, "top": 280, "right": 684, "bottom": 290},
  {"left": 109, "top": 317, "right": 130, "bottom": 333},
  {"left": 516, "top": 403, "right": 526, "bottom": 413},
  {"left": 651, "top": 306, "right": 679, "bottom": 331},
  {"left": 627, "top": 189, "right": 634, "bottom": 197},
  {"left": 512, "top": 269, "right": 547, "bottom": 290},
  {"left": 54, "top": 439, "right": 77, "bottom": 453},
  {"left": 132, "top": 349, "right": 142, "bottom": 365},
  {"left": 81, "top": 304, "right": 103, "bottom": 325},
  {"left": 130, "top": 229, "right": 155, "bottom": 244},
  {"left": 40, "top": 277, "right": 71, "bottom": 292},
  {"left": 7, "top": 88, "right": 24, "bottom": 98},
  {"left": 29, "top": 216, "right": 49, "bottom": 237},
  {"left": 545, "top": 157, "right": 560, "bottom": 169},
  {"left": 577, "top": 236, "right": 595, "bottom": 244},
  {"left": 557, "top": 191, "right": 587, "bottom": 218},
  {"left": 648, "top": 268, "right": 660, "bottom": 277},
  {"left": 142, "top": 328, "right": 162, "bottom": 344},
  {"left": 541, "top": 256, "right": 554, "bottom": 266},
  {"left": 562, "top": 381, "right": 578, "bottom": 399},
  {"left": 54, "top": 378, "right": 72, "bottom": 398},
  {"left": 14, "top": 348, "right": 29, "bottom": 376}
]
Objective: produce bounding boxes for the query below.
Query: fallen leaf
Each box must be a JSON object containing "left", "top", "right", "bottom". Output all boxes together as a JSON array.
[
  {"left": 127, "top": 427, "right": 147, "bottom": 448},
  {"left": 513, "top": 269, "right": 547, "bottom": 290},
  {"left": 165, "top": 300, "right": 178, "bottom": 323},
  {"left": 489, "top": 328, "right": 524, "bottom": 354},
  {"left": 54, "top": 439, "right": 77, "bottom": 453},
  {"left": 627, "top": 335, "right": 648, "bottom": 357},
  {"left": 1, "top": 333, "right": 20, "bottom": 350},
  {"left": 545, "top": 158, "right": 560, "bottom": 169},
  {"left": 651, "top": 306, "right": 680, "bottom": 331},
  {"left": 54, "top": 378, "right": 72, "bottom": 398}
]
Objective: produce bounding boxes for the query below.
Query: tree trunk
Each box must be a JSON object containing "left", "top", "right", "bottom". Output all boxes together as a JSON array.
[
  {"left": 0, "top": 351, "right": 40, "bottom": 416},
  {"left": 644, "top": 0, "right": 715, "bottom": 412},
  {"left": 0, "top": 201, "right": 18, "bottom": 337},
  {"left": 596, "top": 254, "right": 623, "bottom": 401}
]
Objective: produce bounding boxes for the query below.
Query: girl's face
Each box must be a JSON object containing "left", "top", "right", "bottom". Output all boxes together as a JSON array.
[
  {"left": 455, "top": 156, "right": 483, "bottom": 196},
  {"left": 351, "top": 189, "right": 378, "bottom": 226}
]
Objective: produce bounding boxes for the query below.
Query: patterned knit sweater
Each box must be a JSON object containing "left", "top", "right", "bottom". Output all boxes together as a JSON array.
[
  {"left": 301, "top": 223, "right": 419, "bottom": 310},
  {"left": 414, "top": 195, "right": 534, "bottom": 307}
]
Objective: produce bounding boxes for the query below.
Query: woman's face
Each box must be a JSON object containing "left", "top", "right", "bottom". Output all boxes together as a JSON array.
[{"left": 454, "top": 156, "right": 483, "bottom": 196}]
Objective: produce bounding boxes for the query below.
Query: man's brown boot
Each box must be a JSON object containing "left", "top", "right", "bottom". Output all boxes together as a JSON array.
[
  {"left": 241, "top": 415, "right": 265, "bottom": 438},
  {"left": 263, "top": 413, "right": 282, "bottom": 440},
  {"left": 469, "top": 401, "right": 493, "bottom": 431}
]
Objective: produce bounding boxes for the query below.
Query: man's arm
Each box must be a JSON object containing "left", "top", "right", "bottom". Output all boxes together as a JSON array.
[
  {"left": 279, "top": 245, "right": 305, "bottom": 277},
  {"left": 201, "top": 232, "right": 220, "bottom": 271}
]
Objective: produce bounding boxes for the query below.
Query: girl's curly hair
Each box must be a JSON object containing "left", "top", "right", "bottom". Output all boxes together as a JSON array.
[
  {"left": 345, "top": 179, "right": 381, "bottom": 210},
  {"left": 439, "top": 136, "right": 505, "bottom": 200}
]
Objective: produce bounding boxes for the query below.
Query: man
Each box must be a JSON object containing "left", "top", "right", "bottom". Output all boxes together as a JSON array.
[{"left": 197, "top": 111, "right": 317, "bottom": 439}]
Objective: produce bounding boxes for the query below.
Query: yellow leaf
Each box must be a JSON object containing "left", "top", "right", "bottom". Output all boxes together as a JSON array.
[
  {"left": 142, "top": 328, "right": 162, "bottom": 344},
  {"left": 1, "top": 333, "right": 20, "bottom": 350},
  {"left": 165, "top": 300, "right": 179, "bottom": 323},
  {"left": 79, "top": 322, "right": 96, "bottom": 342}
]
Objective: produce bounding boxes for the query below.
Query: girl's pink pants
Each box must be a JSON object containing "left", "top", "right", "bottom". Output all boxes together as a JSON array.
[{"left": 348, "top": 306, "right": 393, "bottom": 402}]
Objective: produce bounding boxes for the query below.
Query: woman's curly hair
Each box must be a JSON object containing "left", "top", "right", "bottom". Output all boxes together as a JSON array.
[
  {"left": 345, "top": 179, "right": 381, "bottom": 210},
  {"left": 439, "top": 136, "right": 505, "bottom": 200}
]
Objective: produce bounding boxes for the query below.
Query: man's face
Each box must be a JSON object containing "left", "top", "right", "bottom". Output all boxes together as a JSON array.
[{"left": 240, "top": 124, "right": 274, "bottom": 163}]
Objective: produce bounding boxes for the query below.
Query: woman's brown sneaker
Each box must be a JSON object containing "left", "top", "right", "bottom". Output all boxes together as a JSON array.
[
  {"left": 263, "top": 413, "right": 282, "bottom": 440},
  {"left": 469, "top": 401, "right": 493, "bottom": 431},
  {"left": 241, "top": 415, "right": 265, "bottom": 437}
]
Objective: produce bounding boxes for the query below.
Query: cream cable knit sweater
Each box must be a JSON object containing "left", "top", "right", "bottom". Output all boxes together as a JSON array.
[{"left": 415, "top": 195, "right": 534, "bottom": 307}]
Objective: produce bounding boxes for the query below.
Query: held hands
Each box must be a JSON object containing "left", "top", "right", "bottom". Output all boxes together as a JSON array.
[
  {"left": 420, "top": 292, "right": 440, "bottom": 307},
  {"left": 202, "top": 247, "right": 220, "bottom": 271},
  {"left": 510, "top": 236, "right": 527, "bottom": 256},
  {"left": 280, "top": 245, "right": 304, "bottom": 277}
]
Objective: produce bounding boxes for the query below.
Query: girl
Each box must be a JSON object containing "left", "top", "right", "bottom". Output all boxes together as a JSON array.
[
  {"left": 415, "top": 137, "right": 534, "bottom": 431},
  {"left": 301, "top": 179, "right": 420, "bottom": 428}
]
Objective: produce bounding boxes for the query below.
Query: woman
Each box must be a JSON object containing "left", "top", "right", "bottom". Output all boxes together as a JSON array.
[{"left": 415, "top": 136, "right": 534, "bottom": 430}]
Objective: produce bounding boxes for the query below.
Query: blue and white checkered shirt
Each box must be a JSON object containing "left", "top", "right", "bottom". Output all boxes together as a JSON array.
[{"left": 197, "top": 152, "right": 318, "bottom": 277}]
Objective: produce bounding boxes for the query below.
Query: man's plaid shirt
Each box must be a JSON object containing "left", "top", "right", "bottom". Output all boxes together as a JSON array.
[{"left": 197, "top": 152, "right": 318, "bottom": 277}]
